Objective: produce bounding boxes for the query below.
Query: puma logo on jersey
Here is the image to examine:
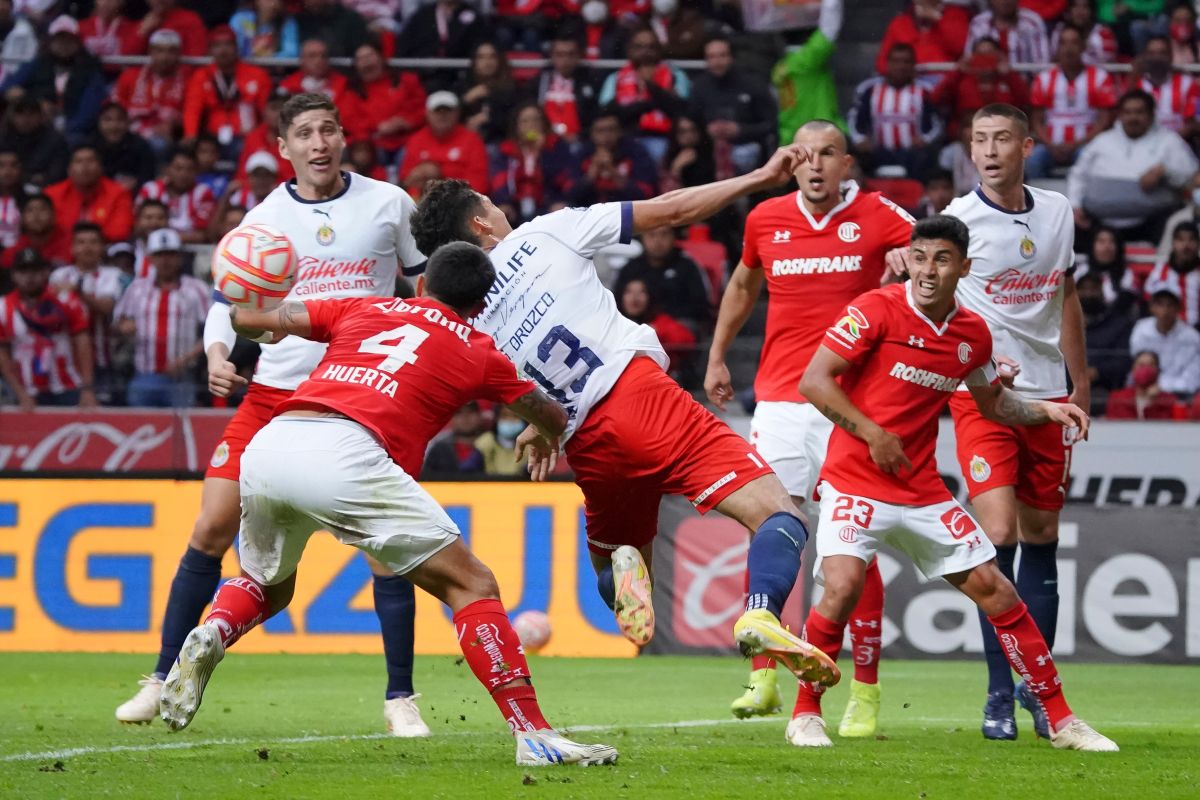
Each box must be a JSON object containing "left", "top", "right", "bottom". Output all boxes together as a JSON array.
[
  {"left": 888, "top": 362, "right": 961, "bottom": 392},
  {"left": 771, "top": 255, "right": 863, "bottom": 276}
]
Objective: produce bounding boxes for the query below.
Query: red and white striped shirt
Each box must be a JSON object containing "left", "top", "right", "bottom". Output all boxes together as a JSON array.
[
  {"left": 1139, "top": 74, "right": 1197, "bottom": 133},
  {"left": 1051, "top": 22, "right": 1118, "bottom": 67},
  {"left": 0, "top": 289, "right": 88, "bottom": 396},
  {"left": 50, "top": 264, "right": 126, "bottom": 369},
  {"left": 1144, "top": 262, "right": 1200, "bottom": 326},
  {"left": 849, "top": 78, "right": 942, "bottom": 150},
  {"left": 113, "top": 275, "right": 211, "bottom": 374},
  {"left": 966, "top": 9, "right": 1050, "bottom": 65},
  {"left": 1030, "top": 66, "right": 1117, "bottom": 144},
  {"left": 226, "top": 186, "right": 264, "bottom": 212},
  {"left": 0, "top": 195, "right": 21, "bottom": 248},
  {"left": 136, "top": 181, "right": 217, "bottom": 235}
]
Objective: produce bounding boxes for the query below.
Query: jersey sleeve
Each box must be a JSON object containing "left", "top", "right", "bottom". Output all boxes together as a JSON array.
[
  {"left": 479, "top": 344, "right": 538, "bottom": 404},
  {"left": 550, "top": 203, "right": 633, "bottom": 258},
  {"left": 302, "top": 298, "right": 355, "bottom": 343},
  {"left": 63, "top": 294, "right": 90, "bottom": 333},
  {"left": 822, "top": 291, "right": 887, "bottom": 364},
  {"left": 741, "top": 206, "right": 763, "bottom": 270},
  {"left": 874, "top": 194, "right": 916, "bottom": 248},
  {"left": 964, "top": 322, "right": 997, "bottom": 386}
]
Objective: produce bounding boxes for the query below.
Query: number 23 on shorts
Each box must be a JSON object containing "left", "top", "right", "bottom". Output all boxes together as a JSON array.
[{"left": 831, "top": 495, "right": 876, "bottom": 528}]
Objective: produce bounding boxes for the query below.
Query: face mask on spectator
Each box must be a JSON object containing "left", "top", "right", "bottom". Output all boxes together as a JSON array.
[
  {"left": 1132, "top": 364, "right": 1159, "bottom": 389},
  {"left": 1171, "top": 22, "right": 1193, "bottom": 43},
  {"left": 1191, "top": 187, "right": 1200, "bottom": 206},
  {"left": 582, "top": 1, "right": 607, "bottom": 24},
  {"left": 652, "top": 0, "right": 678, "bottom": 15},
  {"left": 497, "top": 419, "right": 526, "bottom": 442}
]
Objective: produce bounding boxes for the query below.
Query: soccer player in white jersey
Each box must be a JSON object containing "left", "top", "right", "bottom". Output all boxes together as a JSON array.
[
  {"left": 889, "top": 103, "right": 1091, "bottom": 742},
  {"left": 115, "top": 94, "right": 432, "bottom": 737},
  {"left": 410, "top": 156, "right": 842, "bottom": 693}
]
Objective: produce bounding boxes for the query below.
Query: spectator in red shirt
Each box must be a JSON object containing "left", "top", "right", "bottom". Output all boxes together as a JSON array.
[
  {"left": 112, "top": 28, "right": 189, "bottom": 153},
  {"left": 279, "top": 39, "right": 349, "bottom": 106},
  {"left": 80, "top": 0, "right": 144, "bottom": 68},
  {"left": 341, "top": 41, "right": 426, "bottom": 157},
  {"left": 933, "top": 37, "right": 1031, "bottom": 139},
  {"left": 3, "top": 194, "right": 72, "bottom": 270},
  {"left": 44, "top": 144, "right": 135, "bottom": 244},
  {"left": 136, "top": 149, "right": 217, "bottom": 243},
  {"left": 182, "top": 25, "right": 271, "bottom": 147},
  {"left": 876, "top": 0, "right": 971, "bottom": 78},
  {"left": 0, "top": 247, "right": 95, "bottom": 409},
  {"left": 567, "top": 109, "right": 659, "bottom": 205},
  {"left": 533, "top": 32, "right": 601, "bottom": 145},
  {"left": 618, "top": 277, "right": 697, "bottom": 385},
  {"left": 138, "top": 0, "right": 208, "bottom": 58},
  {"left": 490, "top": 102, "right": 578, "bottom": 225},
  {"left": 235, "top": 93, "right": 296, "bottom": 184},
  {"left": 399, "top": 91, "right": 490, "bottom": 198},
  {"left": 598, "top": 27, "right": 691, "bottom": 164},
  {"left": 1106, "top": 350, "right": 1183, "bottom": 419}
]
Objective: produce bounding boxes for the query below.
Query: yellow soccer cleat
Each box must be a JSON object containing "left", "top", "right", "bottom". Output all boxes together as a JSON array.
[
  {"left": 611, "top": 545, "right": 654, "bottom": 646},
  {"left": 730, "top": 667, "right": 783, "bottom": 719},
  {"left": 733, "top": 609, "right": 840, "bottom": 687},
  {"left": 837, "top": 679, "right": 881, "bottom": 738}
]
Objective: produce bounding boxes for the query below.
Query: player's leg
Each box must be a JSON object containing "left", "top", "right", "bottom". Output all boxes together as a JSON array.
[
  {"left": 588, "top": 538, "right": 655, "bottom": 647},
  {"left": 840, "top": 558, "right": 884, "bottom": 738},
  {"left": 946, "top": 560, "right": 1117, "bottom": 751},
  {"left": 365, "top": 553, "right": 427, "bottom": 737}
]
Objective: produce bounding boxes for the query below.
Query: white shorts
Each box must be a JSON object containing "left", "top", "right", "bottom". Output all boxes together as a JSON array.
[
  {"left": 813, "top": 481, "right": 997, "bottom": 583},
  {"left": 238, "top": 416, "right": 460, "bottom": 585},
  {"left": 749, "top": 401, "right": 833, "bottom": 501}
]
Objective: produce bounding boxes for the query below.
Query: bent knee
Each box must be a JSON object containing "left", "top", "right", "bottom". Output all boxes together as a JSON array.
[{"left": 189, "top": 511, "right": 240, "bottom": 556}]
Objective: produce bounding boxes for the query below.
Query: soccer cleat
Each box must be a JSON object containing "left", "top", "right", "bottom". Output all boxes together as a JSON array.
[
  {"left": 981, "top": 690, "right": 1017, "bottom": 741},
  {"left": 733, "top": 609, "right": 840, "bottom": 687},
  {"left": 515, "top": 729, "right": 619, "bottom": 766},
  {"left": 838, "top": 679, "right": 881, "bottom": 738},
  {"left": 115, "top": 674, "right": 164, "bottom": 724},
  {"left": 1050, "top": 718, "right": 1119, "bottom": 752},
  {"left": 1015, "top": 680, "right": 1051, "bottom": 739},
  {"left": 384, "top": 694, "right": 432, "bottom": 738},
  {"left": 611, "top": 545, "right": 654, "bottom": 646},
  {"left": 785, "top": 714, "right": 833, "bottom": 748},
  {"left": 159, "top": 624, "right": 225, "bottom": 732},
  {"left": 730, "top": 667, "right": 782, "bottom": 719}
]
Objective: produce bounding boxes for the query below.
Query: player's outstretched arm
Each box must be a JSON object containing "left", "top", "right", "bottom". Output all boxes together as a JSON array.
[
  {"left": 800, "top": 345, "right": 913, "bottom": 475},
  {"left": 629, "top": 144, "right": 809, "bottom": 233},
  {"left": 508, "top": 388, "right": 569, "bottom": 482},
  {"left": 229, "top": 301, "right": 314, "bottom": 342},
  {"left": 705, "top": 262, "right": 765, "bottom": 410},
  {"left": 967, "top": 380, "right": 1090, "bottom": 441}
]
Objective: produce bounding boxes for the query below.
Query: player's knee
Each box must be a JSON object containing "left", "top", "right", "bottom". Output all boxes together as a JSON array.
[
  {"left": 189, "top": 511, "right": 239, "bottom": 557},
  {"left": 973, "top": 563, "right": 1019, "bottom": 611},
  {"left": 818, "top": 577, "right": 862, "bottom": 623},
  {"left": 466, "top": 559, "right": 501, "bottom": 601}
]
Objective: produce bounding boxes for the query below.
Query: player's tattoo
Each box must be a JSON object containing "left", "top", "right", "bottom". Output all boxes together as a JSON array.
[
  {"left": 277, "top": 302, "right": 306, "bottom": 334},
  {"left": 824, "top": 405, "right": 857, "bottom": 434},
  {"left": 510, "top": 387, "right": 565, "bottom": 434},
  {"left": 992, "top": 388, "right": 1049, "bottom": 426}
]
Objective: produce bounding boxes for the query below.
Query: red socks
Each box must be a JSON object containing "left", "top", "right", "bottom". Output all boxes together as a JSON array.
[
  {"left": 988, "top": 601, "right": 1072, "bottom": 730},
  {"left": 204, "top": 576, "right": 271, "bottom": 648},
  {"left": 453, "top": 599, "right": 550, "bottom": 733},
  {"left": 792, "top": 609, "right": 844, "bottom": 717},
  {"left": 848, "top": 559, "right": 884, "bottom": 684}
]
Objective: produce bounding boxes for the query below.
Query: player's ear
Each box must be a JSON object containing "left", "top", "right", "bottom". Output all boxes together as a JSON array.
[
  {"left": 1021, "top": 136, "right": 1034, "bottom": 159},
  {"left": 960, "top": 257, "right": 972, "bottom": 277},
  {"left": 276, "top": 135, "right": 288, "bottom": 163}
]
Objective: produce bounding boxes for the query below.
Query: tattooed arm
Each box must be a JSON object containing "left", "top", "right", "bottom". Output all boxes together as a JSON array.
[
  {"left": 800, "top": 344, "right": 913, "bottom": 475},
  {"left": 228, "top": 301, "right": 312, "bottom": 342},
  {"left": 968, "top": 377, "right": 1091, "bottom": 440},
  {"left": 507, "top": 387, "right": 569, "bottom": 481}
]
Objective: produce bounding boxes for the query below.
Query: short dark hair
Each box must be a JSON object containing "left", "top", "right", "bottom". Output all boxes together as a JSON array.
[
  {"left": 424, "top": 241, "right": 496, "bottom": 312},
  {"left": 1056, "top": 22, "right": 1086, "bottom": 42},
  {"left": 1133, "top": 349, "right": 1161, "bottom": 366},
  {"left": 924, "top": 169, "right": 954, "bottom": 187},
  {"left": 137, "top": 198, "right": 168, "bottom": 216},
  {"left": 411, "top": 179, "right": 485, "bottom": 256},
  {"left": 705, "top": 34, "right": 733, "bottom": 52},
  {"left": 1150, "top": 289, "right": 1181, "bottom": 305},
  {"left": 887, "top": 42, "right": 916, "bottom": 59},
  {"left": 69, "top": 143, "right": 100, "bottom": 161},
  {"left": 72, "top": 221, "right": 104, "bottom": 240},
  {"left": 168, "top": 146, "right": 197, "bottom": 164},
  {"left": 280, "top": 92, "right": 341, "bottom": 135},
  {"left": 1173, "top": 220, "right": 1200, "bottom": 239},
  {"left": 20, "top": 193, "right": 52, "bottom": 212},
  {"left": 973, "top": 103, "right": 1029, "bottom": 136},
  {"left": 911, "top": 214, "right": 970, "bottom": 257},
  {"left": 1119, "top": 87, "right": 1156, "bottom": 116}
]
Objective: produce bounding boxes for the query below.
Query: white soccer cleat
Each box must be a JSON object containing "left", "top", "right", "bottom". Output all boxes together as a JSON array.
[
  {"left": 115, "top": 674, "right": 164, "bottom": 724},
  {"left": 1050, "top": 718, "right": 1120, "bottom": 752},
  {"left": 384, "top": 694, "right": 432, "bottom": 737},
  {"left": 515, "top": 729, "right": 619, "bottom": 766},
  {"left": 785, "top": 714, "right": 834, "bottom": 748},
  {"left": 159, "top": 624, "right": 225, "bottom": 732}
]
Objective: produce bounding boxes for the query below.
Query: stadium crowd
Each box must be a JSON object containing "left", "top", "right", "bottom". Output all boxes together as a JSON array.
[{"left": 1, "top": 0, "right": 1199, "bottom": 450}]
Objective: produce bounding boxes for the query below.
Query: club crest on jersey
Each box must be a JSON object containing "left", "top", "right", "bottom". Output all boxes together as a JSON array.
[
  {"left": 313, "top": 208, "right": 335, "bottom": 246},
  {"left": 969, "top": 455, "right": 991, "bottom": 482},
  {"left": 839, "top": 526, "right": 859, "bottom": 543},
  {"left": 1019, "top": 236, "right": 1036, "bottom": 259},
  {"left": 210, "top": 441, "right": 230, "bottom": 468},
  {"left": 958, "top": 342, "right": 972, "bottom": 363},
  {"left": 830, "top": 306, "right": 869, "bottom": 346},
  {"left": 838, "top": 222, "right": 861, "bottom": 243}
]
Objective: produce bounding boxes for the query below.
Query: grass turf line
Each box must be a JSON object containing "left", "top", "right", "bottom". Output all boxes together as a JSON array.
[{"left": 1, "top": 654, "right": 1196, "bottom": 799}]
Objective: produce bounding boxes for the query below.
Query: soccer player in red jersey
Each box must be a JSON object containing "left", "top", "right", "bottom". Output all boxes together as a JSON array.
[
  {"left": 706, "top": 119, "right": 913, "bottom": 731},
  {"left": 788, "top": 215, "right": 1116, "bottom": 752},
  {"left": 159, "top": 243, "right": 619, "bottom": 767}
]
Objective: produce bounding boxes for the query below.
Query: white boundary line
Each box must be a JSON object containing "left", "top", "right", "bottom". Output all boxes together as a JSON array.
[{"left": 1, "top": 715, "right": 1192, "bottom": 763}]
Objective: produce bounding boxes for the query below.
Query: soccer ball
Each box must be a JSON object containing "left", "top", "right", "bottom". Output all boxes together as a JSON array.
[
  {"left": 212, "top": 224, "right": 297, "bottom": 310},
  {"left": 512, "top": 610, "right": 552, "bottom": 653}
]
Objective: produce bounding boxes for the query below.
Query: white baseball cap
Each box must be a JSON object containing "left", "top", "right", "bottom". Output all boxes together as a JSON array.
[
  {"left": 426, "top": 91, "right": 460, "bottom": 111},
  {"left": 148, "top": 28, "right": 182, "bottom": 49},
  {"left": 147, "top": 227, "right": 183, "bottom": 254},
  {"left": 48, "top": 15, "right": 80, "bottom": 37},
  {"left": 245, "top": 151, "right": 279, "bottom": 175}
]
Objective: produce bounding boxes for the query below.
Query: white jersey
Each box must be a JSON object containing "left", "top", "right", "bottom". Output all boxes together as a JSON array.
[
  {"left": 946, "top": 186, "right": 1075, "bottom": 399},
  {"left": 237, "top": 173, "right": 424, "bottom": 390},
  {"left": 474, "top": 203, "right": 667, "bottom": 439}
]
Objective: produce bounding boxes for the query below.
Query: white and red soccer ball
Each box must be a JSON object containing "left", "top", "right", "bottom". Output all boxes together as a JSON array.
[
  {"left": 212, "top": 224, "right": 297, "bottom": 310},
  {"left": 512, "top": 610, "right": 552, "bottom": 653}
]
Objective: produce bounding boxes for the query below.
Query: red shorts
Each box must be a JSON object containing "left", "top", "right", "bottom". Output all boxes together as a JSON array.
[
  {"left": 566, "top": 357, "right": 774, "bottom": 557},
  {"left": 948, "top": 392, "right": 1073, "bottom": 512},
  {"left": 204, "top": 383, "right": 294, "bottom": 481}
]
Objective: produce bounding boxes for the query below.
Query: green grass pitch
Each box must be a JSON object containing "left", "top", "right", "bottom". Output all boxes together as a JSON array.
[{"left": 2, "top": 653, "right": 1196, "bottom": 799}]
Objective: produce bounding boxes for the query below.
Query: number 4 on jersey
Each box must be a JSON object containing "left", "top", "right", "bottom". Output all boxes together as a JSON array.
[{"left": 359, "top": 324, "right": 430, "bottom": 374}]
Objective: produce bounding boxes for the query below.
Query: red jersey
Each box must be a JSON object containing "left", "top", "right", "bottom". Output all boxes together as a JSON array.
[
  {"left": 742, "top": 184, "right": 914, "bottom": 403},
  {"left": 399, "top": 124, "right": 490, "bottom": 196},
  {"left": 79, "top": 15, "right": 144, "bottom": 62},
  {"left": 182, "top": 63, "right": 272, "bottom": 140},
  {"left": 276, "top": 297, "right": 536, "bottom": 476},
  {"left": 279, "top": 70, "right": 349, "bottom": 106},
  {"left": 0, "top": 289, "right": 89, "bottom": 396},
  {"left": 819, "top": 283, "right": 997, "bottom": 505},
  {"left": 1029, "top": 66, "right": 1116, "bottom": 145},
  {"left": 340, "top": 72, "right": 427, "bottom": 151},
  {"left": 112, "top": 65, "right": 189, "bottom": 139},
  {"left": 136, "top": 180, "right": 216, "bottom": 234}
]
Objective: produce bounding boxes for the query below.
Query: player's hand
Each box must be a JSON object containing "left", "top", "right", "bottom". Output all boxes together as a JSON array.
[
  {"left": 884, "top": 246, "right": 911, "bottom": 279},
  {"left": 866, "top": 428, "right": 912, "bottom": 475},
  {"left": 995, "top": 355, "right": 1021, "bottom": 388},
  {"left": 516, "top": 425, "right": 559, "bottom": 481},
  {"left": 1042, "top": 401, "right": 1089, "bottom": 444},
  {"left": 704, "top": 361, "right": 734, "bottom": 411},
  {"left": 1067, "top": 384, "right": 1091, "bottom": 440},
  {"left": 208, "top": 358, "right": 247, "bottom": 398},
  {"left": 756, "top": 143, "right": 812, "bottom": 188}
]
